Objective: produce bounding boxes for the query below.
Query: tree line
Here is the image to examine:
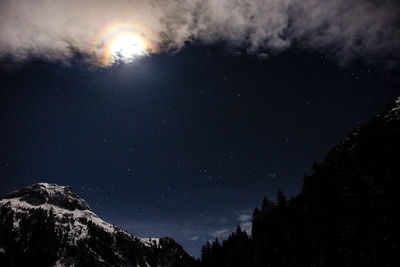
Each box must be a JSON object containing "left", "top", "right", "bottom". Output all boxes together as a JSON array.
[{"left": 198, "top": 108, "right": 400, "bottom": 266}]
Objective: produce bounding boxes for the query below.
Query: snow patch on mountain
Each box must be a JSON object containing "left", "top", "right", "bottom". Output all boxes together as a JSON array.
[
  {"left": 383, "top": 96, "right": 400, "bottom": 122},
  {"left": 139, "top": 237, "right": 161, "bottom": 248}
]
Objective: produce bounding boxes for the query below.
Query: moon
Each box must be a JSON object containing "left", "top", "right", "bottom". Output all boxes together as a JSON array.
[
  {"left": 90, "top": 22, "right": 160, "bottom": 66},
  {"left": 109, "top": 32, "right": 146, "bottom": 63}
]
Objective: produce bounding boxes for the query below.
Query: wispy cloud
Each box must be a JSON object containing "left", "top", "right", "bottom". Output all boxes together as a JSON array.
[
  {"left": 209, "top": 228, "right": 231, "bottom": 239},
  {"left": 238, "top": 214, "right": 252, "bottom": 222},
  {"left": 237, "top": 212, "right": 252, "bottom": 234}
]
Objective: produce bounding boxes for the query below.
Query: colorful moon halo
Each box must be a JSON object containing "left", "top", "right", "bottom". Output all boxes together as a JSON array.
[{"left": 90, "top": 22, "right": 160, "bottom": 66}]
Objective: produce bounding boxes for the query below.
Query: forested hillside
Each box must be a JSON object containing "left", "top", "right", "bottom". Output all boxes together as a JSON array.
[{"left": 199, "top": 97, "right": 400, "bottom": 266}]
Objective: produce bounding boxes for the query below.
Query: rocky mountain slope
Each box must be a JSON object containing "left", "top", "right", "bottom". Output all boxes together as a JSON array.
[{"left": 0, "top": 183, "right": 195, "bottom": 267}]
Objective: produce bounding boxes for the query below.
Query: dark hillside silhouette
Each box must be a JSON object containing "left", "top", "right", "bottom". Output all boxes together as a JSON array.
[{"left": 199, "top": 97, "right": 400, "bottom": 267}]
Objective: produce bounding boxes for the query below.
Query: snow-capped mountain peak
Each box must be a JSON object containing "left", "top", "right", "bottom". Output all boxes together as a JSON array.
[
  {"left": 2, "top": 182, "right": 90, "bottom": 211},
  {"left": 0, "top": 184, "right": 116, "bottom": 243},
  {"left": 0, "top": 183, "right": 194, "bottom": 266}
]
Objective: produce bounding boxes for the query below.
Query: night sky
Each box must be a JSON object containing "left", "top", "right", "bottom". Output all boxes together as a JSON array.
[{"left": 1, "top": 43, "right": 399, "bottom": 256}]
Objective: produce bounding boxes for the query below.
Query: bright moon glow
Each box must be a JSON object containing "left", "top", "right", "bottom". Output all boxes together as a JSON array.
[
  {"left": 110, "top": 33, "right": 146, "bottom": 63},
  {"left": 91, "top": 22, "right": 160, "bottom": 66}
]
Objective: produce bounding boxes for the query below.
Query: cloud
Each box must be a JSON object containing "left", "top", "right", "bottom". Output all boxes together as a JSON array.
[
  {"left": 268, "top": 172, "right": 277, "bottom": 178},
  {"left": 0, "top": 0, "right": 163, "bottom": 63},
  {"left": 0, "top": 0, "right": 399, "bottom": 65},
  {"left": 238, "top": 214, "right": 251, "bottom": 222},
  {"left": 163, "top": 0, "right": 400, "bottom": 64},
  {"left": 237, "top": 213, "right": 252, "bottom": 234},
  {"left": 188, "top": 236, "right": 199, "bottom": 241},
  {"left": 209, "top": 228, "right": 230, "bottom": 238},
  {"left": 240, "top": 221, "right": 252, "bottom": 234}
]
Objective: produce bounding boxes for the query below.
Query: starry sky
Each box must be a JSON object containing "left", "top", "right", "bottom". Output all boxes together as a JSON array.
[{"left": 1, "top": 43, "right": 399, "bottom": 256}]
